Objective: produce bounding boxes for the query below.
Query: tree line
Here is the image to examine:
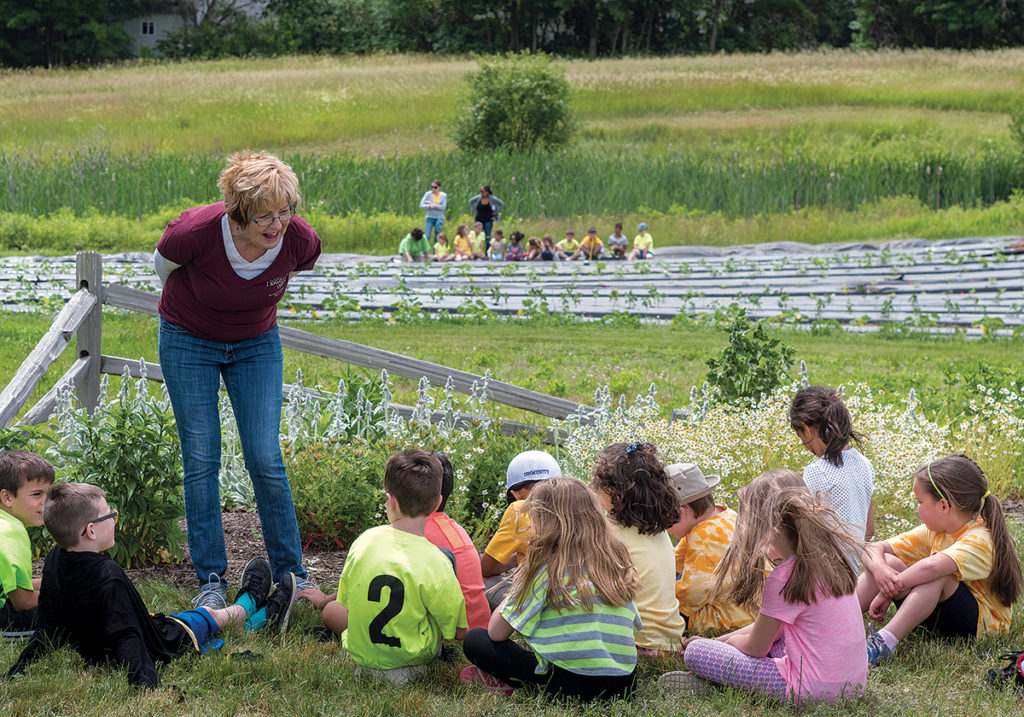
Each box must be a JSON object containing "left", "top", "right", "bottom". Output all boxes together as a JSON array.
[{"left": 3, "top": 0, "right": 1024, "bottom": 68}]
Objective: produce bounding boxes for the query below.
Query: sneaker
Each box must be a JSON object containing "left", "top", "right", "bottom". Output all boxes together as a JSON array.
[
  {"left": 866, "top": 631, "right": 895, "bottom": 667},
  {"left": 191, "top": 574, "right": 227, "bottom": 611},
  {"left": 238, "top": 558, "right": 273, "bottom": 610},
  {"left": 265, "top": 572, "right": 297, "bottom": 635},
  {"left": 658, "top": 670, "right": 709, "bottom": 695},
  {"left": 294, "top": 575, "right": 319, "bottom": 595},
  {"left": 459, "top": 666, "right": 514, "bottom": 696}
]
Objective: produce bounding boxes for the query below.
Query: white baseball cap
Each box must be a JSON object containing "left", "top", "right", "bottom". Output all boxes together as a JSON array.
[{"left": 506, "top": 450, "right": 561, "bottom": 499}]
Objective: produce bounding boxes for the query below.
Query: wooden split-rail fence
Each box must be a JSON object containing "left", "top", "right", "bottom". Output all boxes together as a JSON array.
[{"left": 0, "top": 252, "right": 592, "bottom": 442}]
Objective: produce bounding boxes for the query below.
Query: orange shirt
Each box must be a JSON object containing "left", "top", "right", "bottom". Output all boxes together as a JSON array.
[
  {"left": 888, "top": 517, "right": 1009, "bottom": 636},
  {"left": 424, "top": 512, "right": 491, "bottom": 630}
]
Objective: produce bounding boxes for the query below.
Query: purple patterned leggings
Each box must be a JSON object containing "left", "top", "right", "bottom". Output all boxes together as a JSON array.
[{"left": 683, "top": 636, "right": 789, "bottom": 699}]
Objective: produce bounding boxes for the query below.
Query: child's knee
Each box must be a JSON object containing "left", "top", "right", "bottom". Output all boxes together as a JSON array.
[{"left": 883, "top": 553, "right": 906, "bottom": 571}]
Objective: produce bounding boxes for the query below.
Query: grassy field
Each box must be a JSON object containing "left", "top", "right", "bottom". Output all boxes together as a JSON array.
[
  {"left": 4, "top": 310, "right": 1024, "bottom": 426},
  {"left": 1, "top": 50, "right": 1022, "bottom": 254}
]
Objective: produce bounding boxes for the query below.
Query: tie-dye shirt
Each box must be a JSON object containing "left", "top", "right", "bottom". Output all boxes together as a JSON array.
[
  {"left": 674, "top": 506, "right": 757, "bottom": 634},
  {"left": 887, "top": 516, "right": 1009, "bottom": 636}
]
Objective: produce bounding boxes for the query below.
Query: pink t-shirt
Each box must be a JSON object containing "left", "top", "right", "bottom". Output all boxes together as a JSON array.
[
  {"left": 759, "top": 556, "right": 867, "bottom": 702},
  {"left": 424, "top": 512, "right": 491, "bottom": 630},
  {"left": 157, "top": 202, "right": 321, "bottom": 342}
]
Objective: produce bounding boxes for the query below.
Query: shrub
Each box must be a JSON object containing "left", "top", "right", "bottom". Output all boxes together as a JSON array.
[
  {"left": 52, "top": 377, "right": 185, "bottom": 568},
  {"left": 287, "top": 440, "right": 386, "bottom": 551},
  {"left": 705, "top": 309, "right": 795, "bottom": 405},
  {"left": 451, "top": 54, "right": 576, "bottom": 152}
]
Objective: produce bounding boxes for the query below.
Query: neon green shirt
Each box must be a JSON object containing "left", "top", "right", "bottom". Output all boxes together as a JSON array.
[
  {"left": 0, "top": 508, "right": 33, "bottom": 610},
  {"left": 337, "top": 524, "right": 467, "bottom": 669},
  {"left": 633, "top": 233, "right": 653, "bottom": 251},
  {"left": 556, "top": 237, "right": 580, "bottom": 252}
]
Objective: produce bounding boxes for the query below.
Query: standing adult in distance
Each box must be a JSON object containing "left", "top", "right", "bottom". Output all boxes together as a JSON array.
[
  {"left": 153, "top": 150, "right": 320, "bottom": 609},
  {"left": 420, "top": 179, "right": 447, "bottom": 243},
  {"left": 468, "top": 185, "right": 504, "bottom": 252}
]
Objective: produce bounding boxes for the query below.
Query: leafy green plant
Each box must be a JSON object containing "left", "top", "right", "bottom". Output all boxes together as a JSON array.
[
  {"left": 286, "top": 440, "right": 386, "bottom": 551},
  {"left": 705, "top": 309, "right": 795, "bottom": 404},
  {"left": 451, "top": 53, "right": 575, "bottom": 152},
  {"left": 53, "top": 386, "right": 185, "bottom": 568}
]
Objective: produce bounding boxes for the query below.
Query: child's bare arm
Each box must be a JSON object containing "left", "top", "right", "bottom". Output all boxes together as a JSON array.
[
  {"left": 892, "top": 552, "right": 957, "bottom": 590},
  {"left": 480, "top": 553, "right": 515, "bottom": 578},
  {"left": 6, "top": 586, "right": 38, "bottom": 611},
  {"left": 724, "top": 614, "right": 782, "bottom": 658},
  {"left": 486, "top": 607, "right": 514, "bottom": 642}
]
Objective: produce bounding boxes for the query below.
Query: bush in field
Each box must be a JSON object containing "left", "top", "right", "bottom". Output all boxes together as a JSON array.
[
  {"left": 51, "top": 373, "right": 185, "bottom": 568},
  {"left": 705, "top": 309, "right": 795, "bottom": 405},
  {"left": 1012, "top": 105, "right": 1024, "bottom": 161},
  {"left": 452, "top": 54, "right": 575, "bottom": 152}
]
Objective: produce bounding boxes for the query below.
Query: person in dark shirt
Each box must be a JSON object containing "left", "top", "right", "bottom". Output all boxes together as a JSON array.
[{"left": 7, "top": 483, "right": 296, "bottom": 688}]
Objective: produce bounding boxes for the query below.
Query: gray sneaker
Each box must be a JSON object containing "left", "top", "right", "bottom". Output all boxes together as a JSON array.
[
  {"left": 191, "top": 574, "right": 228, "bottom": 611},
  {"left": 294, "top": 576, "right": 319, "bottom": 594},
  {"left": 658, "top": 670, "right": 709, "bottom": 695}
]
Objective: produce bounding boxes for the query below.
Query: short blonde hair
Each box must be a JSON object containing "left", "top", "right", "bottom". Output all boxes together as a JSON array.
[
  {"left": 218, "top": 150, "right": 300, "bottom": 228},
  {"left": 44, "top": 482, "right": 106, "bottom": 548}
]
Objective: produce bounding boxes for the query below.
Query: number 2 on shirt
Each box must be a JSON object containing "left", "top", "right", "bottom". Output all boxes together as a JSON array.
[{"left": 367, "top": 575, "right": 405, "bottom": 647}]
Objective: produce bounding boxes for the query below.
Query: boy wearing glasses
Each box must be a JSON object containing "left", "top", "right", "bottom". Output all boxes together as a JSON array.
[
  {"left": 8, "top": 483, "right": 294, "bottom": 688},
  {"left": 1, "top": 450, "right": 54, "bottom": 641}
]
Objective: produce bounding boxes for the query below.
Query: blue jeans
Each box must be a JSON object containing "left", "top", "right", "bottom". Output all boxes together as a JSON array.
[
  {"left": 424, "top": 216, "right": 444, "bottom": 242},
  {"left": 159, "top": 319, "right": 306, "bottom": 586},
  {"left": 481, "top": 220, "right": 493, "bottom": 252}
]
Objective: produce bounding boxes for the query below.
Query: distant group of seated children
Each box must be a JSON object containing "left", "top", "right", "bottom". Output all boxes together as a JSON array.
[
  {"left": 5, "top": 385, "right": 1022, "bottom": 706},
  {"left": 401, "top": 222, "right": 655, "bottom": 262}
]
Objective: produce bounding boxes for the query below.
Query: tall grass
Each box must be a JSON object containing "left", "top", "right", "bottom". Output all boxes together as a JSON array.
[{"left": 3, "top": 148, "right": 1021, "bottom": 221}]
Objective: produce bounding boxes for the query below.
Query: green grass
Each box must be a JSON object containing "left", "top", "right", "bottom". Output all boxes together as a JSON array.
[
  {"left": 4, "top": 311, "right": 1024, "bottom": 428},
  {"left": 2, "top": 50, "right": 1024, "bottom": 255}
]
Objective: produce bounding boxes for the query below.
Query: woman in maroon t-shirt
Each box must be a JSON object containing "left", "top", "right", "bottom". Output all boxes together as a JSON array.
[{"left": 154, "top": 151, "right": 321, "bottom": 610}]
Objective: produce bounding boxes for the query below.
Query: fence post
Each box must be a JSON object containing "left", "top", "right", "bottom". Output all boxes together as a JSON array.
[{"left": 76, "top": 251, "right": 104, "bottom": 414}]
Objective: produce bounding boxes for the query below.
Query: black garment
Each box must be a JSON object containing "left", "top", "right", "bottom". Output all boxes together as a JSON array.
[
  {"left": 7, "top": 547, "right": 193, "bottom": 687},
  {"left": 474, "top": 199, "right": 496, "bottom": 224},
  {"left": 894, "top": 580, "right": 979, "bottom": 640},
  {"left": 463, "top": 627, "right": 636, "bottom": 701},
  {"left": 0, "top": 600, "right": 36, "bottom": 636}
]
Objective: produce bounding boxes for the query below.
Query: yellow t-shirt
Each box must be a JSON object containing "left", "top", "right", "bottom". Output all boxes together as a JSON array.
[
  {"left": 580, "top": 235, "right": 601, "bottom": 250},
  {"left": 434, "top": 241, "right": 450, "bottom": 257},
  {"left": 470, "top": 231, "right": 486, "bottom": 255},
  {"left": 484, "top": 500, "right": 531, "bottom": 565},
  {"left": 888, "top": 517, "right": 1009, "bottom": 635},
  {"left": 612, "top": 524, "right": 685, "bottom": 651},
  {"left": 453, "top": 235, "right": 472, "bottom": 255},
  {"left": 633, "top": 233, "right": 653, "bottom": 251},
  {"left": 674, "top": 506, "right": 757, "bottom": 634},
  {"left": 556, "top": 237, "right": 579, "bottom": 253}
]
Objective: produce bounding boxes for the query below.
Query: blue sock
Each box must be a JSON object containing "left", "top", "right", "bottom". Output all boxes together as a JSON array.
[
  {"left": 234, "top": 592, "right": 258, "bottom": 619},
  {"left": 245, "top": 607, "right": 268, "bottom": 632}
]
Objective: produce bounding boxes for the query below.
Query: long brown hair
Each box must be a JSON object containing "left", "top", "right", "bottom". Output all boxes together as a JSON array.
[
  {"left": 510, "top": 478, "right": 640, "bottom": 611},
  {"left": 789, "top": 385, "right": 863, "bottom": 468},
  {"left": 590, "top": 442, "right": 680, "bottom": 535},
  {"left": 717, "top": 469, "right": 860, "bottom": 610},
  {"left": 915, "top": 455, "right": 1023, "bottom": 607}
]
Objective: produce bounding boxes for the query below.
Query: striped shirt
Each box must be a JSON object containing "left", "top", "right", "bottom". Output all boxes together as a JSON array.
[{"left": 501, "top": 571, "right": 641, "bottom": 677}]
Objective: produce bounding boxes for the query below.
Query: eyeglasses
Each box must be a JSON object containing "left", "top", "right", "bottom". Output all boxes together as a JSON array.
[
  {"left": 250, "top": 206, "right": 295, "bottom": 227},
  {"left": 81, "top": 509, "right": 118, "bottom": 537}
]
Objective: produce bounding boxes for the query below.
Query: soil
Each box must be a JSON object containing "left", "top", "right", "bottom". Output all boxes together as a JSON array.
[{"left": 126, "top": 511, "right": 349, "bottom": 592}]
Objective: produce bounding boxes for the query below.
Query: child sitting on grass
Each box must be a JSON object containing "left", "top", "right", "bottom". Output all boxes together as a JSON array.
[
  {"left": 667, "top": 462, "right": 757, "bottom": 635},
  {"left": 858, "top": 455, "right": 1023, "bottom": 666},
  {"left": 505, "top": 231, "right": 524, "bottom": 261},
  {"left": 297, "top": 449, "right": 467, "bottom": 684},
  {"left": 7, "top": 483, "right": 294, "bottom": 688},
  {"left": 452, "top": 223, "right": 473, "bottom": 261},
  {"left": 480, "top": 450, "right": 561, "bottom": 610},
  {"left": 470, "top": 221, "right": 487, "bottom": 259},
  {"left": 660, "top": 469, "right": 867, "bottom": 702},
  {"left": 433, "top": 232, "right": 453, "bottom": 262},
  {"left": 424, "top": 452, "right": 490, "bottom": 630},
  {"left": 590, "top": 442, "right": 685, "bottom": 654},
  {"left": 461, "top": 478, "right": 642, "bottom": 700},
  {"left": 1, "top": 450, "right": 54, "bottom": 641},
  {"left": 488, "top": 230, "right": 506, "bottom": 261}
]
